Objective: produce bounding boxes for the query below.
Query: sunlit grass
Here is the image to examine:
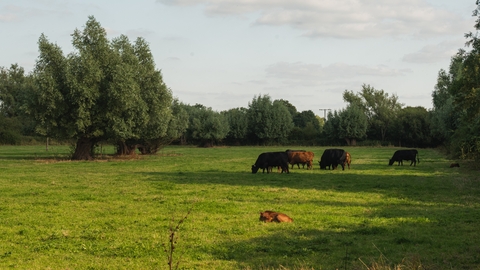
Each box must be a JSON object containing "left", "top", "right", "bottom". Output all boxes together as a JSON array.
[{"left": 0, "top": 145, "right": 478, "bottom": 269}]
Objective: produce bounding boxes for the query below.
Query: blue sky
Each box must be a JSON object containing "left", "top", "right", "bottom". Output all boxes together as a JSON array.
[{"left": 0, "top": 0, "right": 476, "bottom": 114}]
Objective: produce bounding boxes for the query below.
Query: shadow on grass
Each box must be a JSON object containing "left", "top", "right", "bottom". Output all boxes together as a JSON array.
[
  {"left": 141, "top": 169, "right": 479, "bottom": 206},
  {"left": 208, "top": 210, "right": 480, "bottom": 269},
  {"left": 141, "top": 170, "right": 480, "bottom": 269},
  {"left": 207, "top": 226, "right": 437, "bottom": 269}
]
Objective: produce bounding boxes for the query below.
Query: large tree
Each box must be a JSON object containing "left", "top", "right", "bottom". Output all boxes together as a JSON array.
[
  {"left": 0, "top": 64, "right": 35, "bottom": 142},
  {"left": 29, "top": 16, "right": 173, "bottom": 160},
  {"left": 429, "top": 2, "right": 480, "bottom": 159},
  {"left": 136, "top": 99, "right": 188, "bottom": 154},
  {"left": 289, "top": 110, "right": 322, "bottom": 144},
  {"left": 246, "top": 95, "right": 293, "bottom": 145},
  {"left": 337, "top": 104, "right": 368, "bottom": 146},
  {"left": 391, "top": 106, "right": 432, "bottom": 148},
  {"left": 183, "top": 104, "right": 229, "bottom": 147},
  {"left": 223, "top": 107, "right": 248, "bottom": 145},
  {"left": 343, "top": 84, "right": 402, "bottom": 142},
  {"left": 322, "top": 105, "right": 367, "bottom": 146}
]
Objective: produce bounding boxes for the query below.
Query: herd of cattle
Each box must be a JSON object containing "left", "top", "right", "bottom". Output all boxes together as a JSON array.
[{"left": 251, "top": 149, "right": 420, "bottom": 173}]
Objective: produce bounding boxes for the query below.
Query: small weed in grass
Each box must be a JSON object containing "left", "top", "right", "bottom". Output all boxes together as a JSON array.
[{"left": 162, "top": 205, "right": 193, "bottom": 270}]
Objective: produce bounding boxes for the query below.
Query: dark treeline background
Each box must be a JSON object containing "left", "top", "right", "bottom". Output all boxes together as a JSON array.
[{"left": 2, "top": 5, "right": 480, "bottom": 160}]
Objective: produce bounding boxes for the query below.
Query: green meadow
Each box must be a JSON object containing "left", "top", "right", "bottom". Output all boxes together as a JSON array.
[{"left": 0, "top": 145, "right": 479, "bottom": 269}]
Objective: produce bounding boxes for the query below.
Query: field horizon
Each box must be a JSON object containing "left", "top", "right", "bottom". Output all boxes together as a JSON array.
[{"left": 0, "top": 145, "right": 478, "bottom": 269}]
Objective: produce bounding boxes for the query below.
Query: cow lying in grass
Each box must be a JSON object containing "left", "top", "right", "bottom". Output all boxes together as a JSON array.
[{"left": 259, "top": 211, "right": 293, "bottom": 223}]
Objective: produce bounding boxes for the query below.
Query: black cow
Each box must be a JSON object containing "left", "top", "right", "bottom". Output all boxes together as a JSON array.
[
  {"left": 252, "top": 152, "right": 289, "bottom": 174},
  {"left": 319, "top": 149, "right": 347, "bottom": 170},
  {"left": 388, "top": 149, "right": 419, "bottom": 166}
]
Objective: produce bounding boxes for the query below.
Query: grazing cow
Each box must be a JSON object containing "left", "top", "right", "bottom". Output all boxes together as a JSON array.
[
  {"left": 319, "top": 149, "right": 347, "bottom": 170},
  {"left": 285, "top": 150, "right": 306, "bottom": 168},
  {"left": 388, "top": 149, "right": 419, "bottom": 166},
  {"left": 343, "top": 152, "right": 352, "bottom": 169},
  {"left": 259, "top": 211, "right": 293, "bottom": 223},
  {"left": 286, "top": 150, "right": 314, "bottom": 169},
  {"left": 252, "top": 152, "right": 289, "bottom": 174},
  {"left": 450, "top": 163, "right": 460, "bottom": 168}
]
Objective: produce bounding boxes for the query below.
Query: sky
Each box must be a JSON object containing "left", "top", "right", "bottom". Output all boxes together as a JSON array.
[{"left": 0, "top": 0, "right": 477, "bottom": 115}]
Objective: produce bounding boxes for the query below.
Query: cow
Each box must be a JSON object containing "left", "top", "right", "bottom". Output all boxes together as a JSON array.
[
  {"left": 388, "top": 149, "right": 419, "bottom": 166},
  {"left": 319, "top": 149, "right": 347, "bottom": 170},
  {"left": 286, "top": 150, "right": 314, "bottom": 169},
  {"left": 259, "top": 210, "right": 293, "bottom": 223},
  {"left": 343, "top": 152, "right": 352, "bottom": 169},
  {"left": 450, "top": 163, "right": 460, "bottom": 168},
  {"left": 252, "top": 152, "right": 289, "bottom": 174}
]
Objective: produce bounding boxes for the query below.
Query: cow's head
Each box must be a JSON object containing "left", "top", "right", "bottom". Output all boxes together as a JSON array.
[
  {"left": 251, "top": 165, "right": 259, "bottom": 174},
  {"left": 388, "top": 159, "right": 394, "bottom": 166},
  {"left": 259, "top": 211, "right": 274, "bottom": 222},
  {"left": 318, "top": 160, "right": 327, "bottom": 170}
]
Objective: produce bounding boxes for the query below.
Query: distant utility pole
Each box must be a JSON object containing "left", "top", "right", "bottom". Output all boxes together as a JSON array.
[{"left": 319, "top": 108, "right": 331, "bottom": 119}]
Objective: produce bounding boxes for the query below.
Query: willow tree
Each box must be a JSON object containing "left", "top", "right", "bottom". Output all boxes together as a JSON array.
[
  {"left": 343, "top": 84, "right": 402, "bottom": 142},
  {"left": 246, "top": 95, "right": 293, "bottom": 145},
  {"left": 30, "top": 16, "right": 172, "bottom": 160}
]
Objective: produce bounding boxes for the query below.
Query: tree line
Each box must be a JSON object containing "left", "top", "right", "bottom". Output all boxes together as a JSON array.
[{"left": 1, "top": 9, "right": 480, "bottom": 160}]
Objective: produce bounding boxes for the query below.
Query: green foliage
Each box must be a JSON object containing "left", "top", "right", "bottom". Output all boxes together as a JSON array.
[
  {"left": 184, "top": 104, "right": 229, "bottom": 147},
  {"left": 323, "top": 105, "right": 368, "bottom": 146},
  {"left": 322, "top": 110, "right": 342, "bottom": 144},
  {"left": 223, "top": 107, "right": 249, "bottom": 144},
  {"left": 292, "top": 110, "right": 322, "bottom": 142},
  {"left": 139, "top": 99, "right": 189, "bottom": 154},
  {"left": 0, "top": 115, "right": 21, "bottom": 144},
  {"left": 29, "top": 16, "right": 172, "bottom": 159},
  {"left": 391, "top": 107, "right": 432, "bottom": 148},
  {"left": 429, "top": 3, "right": 480, "bottom": 160},
  {"left": 337, "top": 104, "right": 368, "bottom": 145},
  {"left": 0, "top": 64, "right": 27, "bottom": 118},
  {"left": 0, "top": 145, "right": 479, "bottom": 269},
  {"left": 247, "top": 95, "right": 294, "bottom": 145},
  {"left": 344, "top": 84, "right": 402, "bottom": 142}
]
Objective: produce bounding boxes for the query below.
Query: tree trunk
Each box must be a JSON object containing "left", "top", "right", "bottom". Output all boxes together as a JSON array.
[
  {"left": 345, "top": 138, "right": 351, "bottom": 146},
  {"left": 351, "top": 138, "right": 357, "bottom": 146},
  {"left": 116, "top": 141, "right": 138, "bottom": 156},
  {"left": 72, "top": 137, "right": 95, "bottom": 160}
]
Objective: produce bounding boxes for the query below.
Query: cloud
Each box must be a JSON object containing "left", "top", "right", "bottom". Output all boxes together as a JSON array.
[
  {"left": 164, "top": 56, "right": 181, "bottom": 61},
  {"left": 403, "top": 40, "right": 464, "bottom": 63},
  {"left": 265, "top": 62, "right": 410, "bottom": 85},
  {"left": 0, "top": 4, "right": 72, "bottom": 23},
  {"left": 126, "top": 28, "right": 155, "bottom": 38},
  {"left": 157, "top": 0, "right": 473, "bottom": 39}
]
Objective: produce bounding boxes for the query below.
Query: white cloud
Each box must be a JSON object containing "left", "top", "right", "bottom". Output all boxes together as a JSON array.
[
  {"left": 403, "top": 40, "right": 464, "bottom": 63},
  {"left": 265, "top": 62, "right": 410, "bottom": 85},
  {"left": 157, "top": 0, "right": 473, "bottom": 39}
]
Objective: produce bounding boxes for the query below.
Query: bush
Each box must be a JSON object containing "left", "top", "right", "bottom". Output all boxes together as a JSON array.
[{"left": 0, "top": 130, "right": 21, "bottom": 145}]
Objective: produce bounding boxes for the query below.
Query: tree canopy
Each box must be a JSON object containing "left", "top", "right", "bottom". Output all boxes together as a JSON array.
[{"left": 29, "top": 16, "right": 173, "bottom": 160}]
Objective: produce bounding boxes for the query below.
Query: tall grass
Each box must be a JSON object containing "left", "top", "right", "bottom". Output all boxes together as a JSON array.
[{"left": 0, "top": 145, "right": 478, "bottom": 269}]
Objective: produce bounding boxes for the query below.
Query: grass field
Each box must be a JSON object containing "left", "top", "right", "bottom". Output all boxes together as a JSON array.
[{"left": 0, "top": 145, "right": 479, "bottom": 269}]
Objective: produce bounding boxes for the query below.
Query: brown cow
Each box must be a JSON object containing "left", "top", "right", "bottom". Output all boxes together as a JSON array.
[
  {"left": 286, "top": 150, "right": 314, "bottom": 170},
  {"left": 343, "top": 152, "right": 351, "bottom": 169},
  {"left": 259, "top": 211, "right": 293, "bottom": 223}
]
